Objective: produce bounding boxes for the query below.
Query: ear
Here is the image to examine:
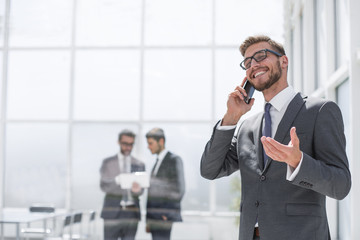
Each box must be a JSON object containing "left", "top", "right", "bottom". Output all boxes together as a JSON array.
[
  {"left": 281, "top": 55, "right": 289, "bottom": 69},
  {"left": 159, "top": 138, "right": 165, "bottom": 147}
]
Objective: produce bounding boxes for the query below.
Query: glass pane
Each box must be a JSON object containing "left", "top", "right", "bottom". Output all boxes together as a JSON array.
[
  {"left": 9, "top": 0, "right": 72, "bottom": 47},
  {"left": 72, "top": 123, "right": 140, "bottom": 209},
  {"left": 141, "top": 123, "right": 212, "bottom": 211},
  {"left": 316, "top": 0, "right": 327, "bottom": 85},
  {"left": 0, "top": 51, "right": 2, "bottom": 118},
  {"left": 215, "top": 175, "right": 240, "bottom": 212},
  {"left": 4, "top": 123, "right": 68, "bottom": 208},
  {"left": 215, "top": 49, "right": 264, "bottom": 120},
  {"left": 143, "top": 49, "right": 212, "bottom": 121},
  {"left": 7, "top": 51, "right": 70, "bottom": 120},
  {"left": 76, "top": 0, "right": 142, "bottom": 46},
  {"left": 335, "top": 0, "right": 350, "bottom": 68},
  {"left": 0, "top": 0, "right": 5, "bottom": 47},
  {"left": 73, "top": 50, "right": 140, "bottom": 120},
  {"left": 336, "top": 79, "right": 350, "bottom": 240},
  {"left": 216, "top": 0, "right": 284, "bottom": 45},
  {"left": 145, "top": 0, "right": 212, "bottom": 45}
]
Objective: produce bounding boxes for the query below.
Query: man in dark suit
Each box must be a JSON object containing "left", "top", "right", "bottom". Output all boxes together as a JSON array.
[
  {"left": 100, "top": 129, "right": 145, "bottom": 240},
  {"left": 145, "top": 128, "right": 185, "bottom": 240},
  {"left": 200, "top": 35, "right": 351, "bottom": 239}
]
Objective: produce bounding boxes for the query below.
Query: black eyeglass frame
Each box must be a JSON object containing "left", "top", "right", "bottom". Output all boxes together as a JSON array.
[
  {"left": 239, "top": 49, "right": 283, "bottom": 70},
  {"left": 120, "top": 141, "right": 134, "bottom": 147}
]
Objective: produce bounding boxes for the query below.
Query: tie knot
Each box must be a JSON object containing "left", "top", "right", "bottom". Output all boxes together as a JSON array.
[{"left": 265, "top": 103, "right": 271, "bottom": 112}]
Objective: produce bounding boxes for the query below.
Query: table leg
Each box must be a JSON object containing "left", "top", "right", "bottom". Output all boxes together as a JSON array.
[
  {"left": 16, "top": 223, "right": 20, "bottom": 240},
  {"left": 1, "top": 224, "right": 4, "bottom": 240}
]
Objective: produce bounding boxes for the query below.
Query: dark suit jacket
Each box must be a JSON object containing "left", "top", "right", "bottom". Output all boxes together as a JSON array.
[
  {"left": 201, "top": 93, "right": 351, "bottom": 240},
  {"left": 146, "top": 151, "right": 185, "bottom": 223},
  {"left": 100, "top": 154, "right": 145, "bottom": 220}
]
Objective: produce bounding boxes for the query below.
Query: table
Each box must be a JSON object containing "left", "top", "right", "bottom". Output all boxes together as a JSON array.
[{"left": 0, "top": 208, "right": 63, "bottom": 240}]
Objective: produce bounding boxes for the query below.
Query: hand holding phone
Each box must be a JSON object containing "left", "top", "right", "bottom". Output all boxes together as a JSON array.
[
  {"left": 222, "top": 79, "right": 255, "bottom": 125},
  {"left": 243, "top": 80, "right": 255, "bottom": 104}
]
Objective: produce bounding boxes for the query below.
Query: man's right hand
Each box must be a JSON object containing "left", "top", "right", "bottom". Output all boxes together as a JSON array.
[
  {"left": 146, "top": 224, "right": 150, "bottom": 233},
  {"left": 222, "top": 77, "right": 254, "bottom": 126}
]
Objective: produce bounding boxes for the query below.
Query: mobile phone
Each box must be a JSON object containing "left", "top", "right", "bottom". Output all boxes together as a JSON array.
[{"left": 243, "top": 80, "right": 255, "bottom": 104}]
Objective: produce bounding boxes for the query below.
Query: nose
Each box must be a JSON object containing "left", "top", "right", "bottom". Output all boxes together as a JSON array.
[{"left": 249, "top": 57, "right": 260, "bottom": 69}]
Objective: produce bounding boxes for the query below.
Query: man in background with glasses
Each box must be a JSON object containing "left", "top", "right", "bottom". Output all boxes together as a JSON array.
[
  {"left": 200, "top": 35, "right": 351, "bottom": 239},
  {"left": 100, "top": 129, "right": 145, "bottom": 240}
]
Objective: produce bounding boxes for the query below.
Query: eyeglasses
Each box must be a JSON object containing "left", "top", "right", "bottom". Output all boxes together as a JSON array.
[
  {"left": 240, "top": 49, "right": 283, "bottom": 70},
  {"left": 120, "top": 142, "right": 134, "bottom": 147}
]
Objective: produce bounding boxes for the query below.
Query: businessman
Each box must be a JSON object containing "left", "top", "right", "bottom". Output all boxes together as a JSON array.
[
  {"left": 200, "top": 35, "right": 351, "bottom": 239},
  {"left": 100, "top": 129, "right": 145, "bottom": 240},
  {"left": 145, "top": 128, "right": 185, "bottom": 240}
]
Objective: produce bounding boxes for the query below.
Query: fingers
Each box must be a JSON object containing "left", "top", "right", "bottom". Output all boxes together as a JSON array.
[
  {"left": 261, "top": 136, "right": 287, "bottom": 161},
  {"left": 229, "top": 85, "right": 247, "bottom": 102},
  {"left": 235, "top": 85, "right": 247, "bottom": 98},
  {"left": 240, "top": 76, "right": 248, "bottom": 88},
  {"left": 289, "top": 127, "right": 299, "bottom": 148},
  {"left": 228, "top": 77, "right": 252, "bottom": 102},
  {"left": 229, "top": 88, "right": 244, "bottom": 101},
  {"left": 261, "top": 127, "right": 302, "bottom": 168},
  {"left": 131, "top": 182, "right": 141, "bottom": 193}
]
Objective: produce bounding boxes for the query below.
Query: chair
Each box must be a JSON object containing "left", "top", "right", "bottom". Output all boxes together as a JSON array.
[
  {"left": 68, "top": 212, "right": 83, "bottom": 239},
  {"left": 85, "top": 211, "right": 96, "bottom": 239},
  {"left": 70, "top": 210, "right": 96, "bottom": 240},
  {"left": 45, "top": 214, "right": 73, "bottom": 240}
]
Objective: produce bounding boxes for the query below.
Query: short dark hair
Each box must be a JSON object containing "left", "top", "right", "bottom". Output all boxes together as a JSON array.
[
  {"left": 145, "top": 128, "right": 165, "bottom": 142},
  {"left": 239, "top": 35, "right": 286, "bottom": 56},
  {"left": 118, "top": 129, "right": 136, "bottom": 141}
]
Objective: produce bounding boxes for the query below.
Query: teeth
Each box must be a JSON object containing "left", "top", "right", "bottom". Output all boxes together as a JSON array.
[{"left": 254, "top": 71, "right": 266, "bottom": 78}]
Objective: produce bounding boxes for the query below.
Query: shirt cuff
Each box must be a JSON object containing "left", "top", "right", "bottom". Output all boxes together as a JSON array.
[
  {"left": 216, "top": 120, "right": 237, "bottom": 130},
  {"left": 286, "top": 152, "right": 304, "bottom": 181}
]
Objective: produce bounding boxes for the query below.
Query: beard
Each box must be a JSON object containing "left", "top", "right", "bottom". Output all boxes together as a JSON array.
[
  {"left": 253, "top": 60, "right": 282, "bottom": 91},
  {"left": 121, "top": 149, "right": 131, "bottom": 156}
]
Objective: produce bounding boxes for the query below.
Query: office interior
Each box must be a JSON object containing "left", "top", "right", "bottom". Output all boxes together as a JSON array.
[{"left": 0, "top": 0, "right": 359, "bottom": 239}]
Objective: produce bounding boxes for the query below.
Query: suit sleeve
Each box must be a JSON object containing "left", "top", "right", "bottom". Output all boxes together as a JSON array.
[
  {"left": 99, "top": 160, "right": 128, "bottom": 196},
  {"left": 200, "top": 122, "right": 240, "bottom": 180},
  {"left": 149, "top": 156, "right": 185, "bottom": 201},
  {"left": 169, "top": 156, "right": 185, "bottom": 200},
  {"left": 291, "top": 101, "right": 351, "bottom": 200}
]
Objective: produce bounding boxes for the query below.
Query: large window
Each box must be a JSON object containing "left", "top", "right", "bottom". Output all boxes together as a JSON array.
[
  {"left": 1, "top": 0, "right": 284, "bottom": 239},
  {"left": 336, "top": 79, "right": 351, "bottom": 240},
  {"left": 285, "top": 0, "right": 356, "bottom": 239},
  {"left": 315, "top": 0, "right": 327, "bottom": 88},
  {"left": 334, "top": 0, "right": 350, "bottom": 68}
]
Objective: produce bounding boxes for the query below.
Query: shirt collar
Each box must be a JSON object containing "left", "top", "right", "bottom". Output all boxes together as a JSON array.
[
  {"left": 267, "top": 86, "right": 297, "bottom": 112},
  {"left": 118, "top": 152, "right": 130, "bottom": 160},
  {"left": 157, "top": 149, "right": 168, "bottom": 162}
]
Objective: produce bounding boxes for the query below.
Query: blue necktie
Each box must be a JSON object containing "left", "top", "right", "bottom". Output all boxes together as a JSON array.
[{"left": 263, "top": 103, "right": 272, "bottom": 165}]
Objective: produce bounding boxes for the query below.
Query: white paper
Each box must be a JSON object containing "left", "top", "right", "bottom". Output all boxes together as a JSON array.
[{"left": 118, "top": 172, "right": 150, "bottom": 189}]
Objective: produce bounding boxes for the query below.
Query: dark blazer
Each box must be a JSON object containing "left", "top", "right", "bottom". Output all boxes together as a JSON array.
[
  {"left": 100, "top": 154, "right": 145, "bottom": 220},
  {"left": 201, "top": 93, "right": 351, "bottom": 240},
  {"left": 146, "top": 151, "right": 185, "bottom": 222}
]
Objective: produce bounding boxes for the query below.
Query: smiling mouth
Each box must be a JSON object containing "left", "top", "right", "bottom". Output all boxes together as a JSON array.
[{"left": 253, "top": 71, "right": 266, "bottom": 78}]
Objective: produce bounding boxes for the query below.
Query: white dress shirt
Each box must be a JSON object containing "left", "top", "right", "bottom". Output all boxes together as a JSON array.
[{"left": 117, "top": 152, "right": 131, "bottom": 173}]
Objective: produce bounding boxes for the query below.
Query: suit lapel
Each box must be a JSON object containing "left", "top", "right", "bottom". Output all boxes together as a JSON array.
[
  {"left": 274, "top": 93, "right": 305, "bottom": 143},
  {"left": 153, "top": 152, "right": 170, "bottom": 177},
  {"left": 253, "top": 114, "right": 265, "bottom": 171},
  {"left": 263, "top": 93, "right": 305, "bottom": 171}
]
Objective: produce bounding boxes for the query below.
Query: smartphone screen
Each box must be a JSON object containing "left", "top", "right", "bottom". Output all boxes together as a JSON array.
[{"left": 243, "top": 80, "right": 255, "bottom": 104}]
